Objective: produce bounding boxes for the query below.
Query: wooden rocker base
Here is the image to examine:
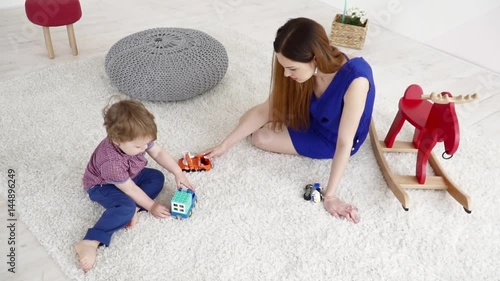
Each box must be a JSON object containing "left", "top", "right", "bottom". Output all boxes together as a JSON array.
[{"left": 369, "top": 120, "right": 472, "bottom": 213}]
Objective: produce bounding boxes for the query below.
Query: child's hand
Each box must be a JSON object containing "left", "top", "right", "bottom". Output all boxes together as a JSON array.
[
  {"left": 174, "top": 172, "right": 195, "bottom": 191},
  {"left": 150, "top": 202, "right": 170, "bottom": 218}
]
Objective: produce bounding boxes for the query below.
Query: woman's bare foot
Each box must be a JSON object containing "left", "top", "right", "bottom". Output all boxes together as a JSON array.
[
  {"left": 126, "top": 207, "right": 140, "bottom": 229},
  {"left": 75, "top": 239, "right": 100, "bottom": 273}
]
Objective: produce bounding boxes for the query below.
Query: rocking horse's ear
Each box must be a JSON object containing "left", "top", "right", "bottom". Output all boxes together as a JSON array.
[{"left": 403, "top": 84, "right": 423, "bottom": 100}]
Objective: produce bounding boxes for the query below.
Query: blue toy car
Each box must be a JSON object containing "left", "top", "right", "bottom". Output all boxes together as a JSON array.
[
  {"left": 304, "top": 183, "right": 322, "bottom": 203},
  {"left": 171, "top": 187, "right": 197, "bottom": 219}
]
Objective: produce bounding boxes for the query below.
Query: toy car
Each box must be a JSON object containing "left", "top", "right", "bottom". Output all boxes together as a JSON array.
[
  {"left": 178, "top": 151, "right": 212, "bottom": 172},
  {"left": 303, "top": 183, "right": 322, "bottom": 203},
  {"left": 171, "top": 187, "right": 197, "bottom": 219}
]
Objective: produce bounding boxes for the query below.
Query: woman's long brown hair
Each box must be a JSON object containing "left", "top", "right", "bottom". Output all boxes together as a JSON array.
[{"left": 270, "top": 17, "right": 345, "bottom": 131}]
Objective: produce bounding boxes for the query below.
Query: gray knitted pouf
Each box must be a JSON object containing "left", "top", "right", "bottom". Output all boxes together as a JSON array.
[{"left": 105, "top": 28, "right": 228, "bottom": 102}]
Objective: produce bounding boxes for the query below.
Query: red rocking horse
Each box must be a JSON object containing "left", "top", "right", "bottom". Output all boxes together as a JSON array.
[{"left": 370, "top": 84, "right": 478, "bottom": 212}]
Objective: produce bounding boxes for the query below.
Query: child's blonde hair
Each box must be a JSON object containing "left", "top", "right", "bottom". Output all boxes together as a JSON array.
[{"left": 103, "top": 99, "right": 157, "bottom": 143}]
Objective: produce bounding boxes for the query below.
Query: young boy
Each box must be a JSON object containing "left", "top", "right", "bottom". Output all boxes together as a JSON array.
[{"left": 75, "top": 99, "right": 195, "bottom": 272}]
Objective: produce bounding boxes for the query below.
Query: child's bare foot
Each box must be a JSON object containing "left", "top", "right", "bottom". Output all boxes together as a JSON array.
[
  {"left": 75, "top": 240, "right": 99, "bottom": 273},
  {"left": 126, "top": 207, "right": 140, "bottom": 229}
]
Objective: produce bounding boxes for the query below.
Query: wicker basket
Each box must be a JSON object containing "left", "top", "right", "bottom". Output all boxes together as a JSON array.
[{"left": 329, "top": 14, "right": 368, "bottom": 49}]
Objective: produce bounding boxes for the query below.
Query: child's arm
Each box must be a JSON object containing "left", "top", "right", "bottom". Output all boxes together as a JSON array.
[
  {"left": 147, "top": 143, "right": 196, "bottom": 190},
  {"left": 115, "top": 179, "right": 170, "bottom": 218}
]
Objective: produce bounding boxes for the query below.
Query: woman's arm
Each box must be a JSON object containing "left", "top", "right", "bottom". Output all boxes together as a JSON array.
[
  {"left": 203, "top": 98, "right": 271, "bottom": 158},
  {"left": 323, "top": 77, "right": 369, "bottom": 223}
]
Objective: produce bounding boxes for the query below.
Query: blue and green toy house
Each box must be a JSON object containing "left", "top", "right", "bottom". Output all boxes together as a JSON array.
[{"left": 171, "top": 187, "right": 197, "bottom": 219}]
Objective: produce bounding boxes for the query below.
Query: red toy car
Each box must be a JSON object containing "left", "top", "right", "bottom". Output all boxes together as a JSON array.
[{"left": 178, "top": 152, "right": 212, "bottom": 172}]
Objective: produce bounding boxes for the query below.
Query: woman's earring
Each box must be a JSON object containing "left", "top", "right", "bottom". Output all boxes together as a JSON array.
[{"left": 314, "top": 67, "right": 318, "bottom": 75}]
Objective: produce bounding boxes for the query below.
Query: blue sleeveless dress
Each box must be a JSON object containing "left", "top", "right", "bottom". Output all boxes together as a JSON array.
[{"left": 288, "top": 57, "right": 375, "bottom": 159}]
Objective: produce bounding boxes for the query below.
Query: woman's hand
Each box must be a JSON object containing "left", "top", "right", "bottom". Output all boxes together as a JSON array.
[
  {"left": 174, "top": 172, "right": 196, "bottom": 191},
  {"left": 150, "top": 202, "right": 170, "bottom": 218},
  {"left": 323, "top": 196, "right": 360, "bottom": 224},
  {"left": 202, "top": 142, "right": 229, "bottom": 159}
]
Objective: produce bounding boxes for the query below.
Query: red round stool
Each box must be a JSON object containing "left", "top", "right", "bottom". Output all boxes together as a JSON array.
[{"left": 25, "top": 0, "right": 82, "bottom": 59}]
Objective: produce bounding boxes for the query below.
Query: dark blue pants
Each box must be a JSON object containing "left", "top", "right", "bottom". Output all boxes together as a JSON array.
[{"left": 84, "top": 168, "right": 165, "bottom": 246}]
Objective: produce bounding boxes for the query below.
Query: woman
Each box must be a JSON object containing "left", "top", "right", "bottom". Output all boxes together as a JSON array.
[{"left": 204, "top": 17, "right": 375, "bottom": 223}]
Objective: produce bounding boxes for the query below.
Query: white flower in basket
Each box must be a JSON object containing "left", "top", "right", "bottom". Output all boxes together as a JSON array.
[{"left": 342, "top": 6, "right": 367, "bottom": 27}]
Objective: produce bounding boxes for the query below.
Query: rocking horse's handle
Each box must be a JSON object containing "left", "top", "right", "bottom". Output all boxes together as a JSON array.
[{"left": 421, "top": 92, "right": 479, "bottom": 104}]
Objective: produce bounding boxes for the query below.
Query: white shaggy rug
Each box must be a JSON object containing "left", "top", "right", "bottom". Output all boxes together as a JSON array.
[{"left": 1, "top": 27, "right": 499, "bottom": 281}]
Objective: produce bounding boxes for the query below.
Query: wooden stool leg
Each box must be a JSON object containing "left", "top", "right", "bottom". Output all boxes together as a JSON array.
[
  {"left": 42, "top": 26, "right": 55, "bottom": 59},
  {"left": 66, "top": 24, "right": 78, "bottom": 56}
]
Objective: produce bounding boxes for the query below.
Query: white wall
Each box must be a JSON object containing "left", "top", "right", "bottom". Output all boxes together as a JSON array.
[
  {"left": 319, "top": 0, "right": 500, "bottom": 73},
  {"left": 3, "top": 0, "right": 499, "bottom": 73},
  {"left": 1, "top": 0, "right": 22, "bottom": 9}
]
